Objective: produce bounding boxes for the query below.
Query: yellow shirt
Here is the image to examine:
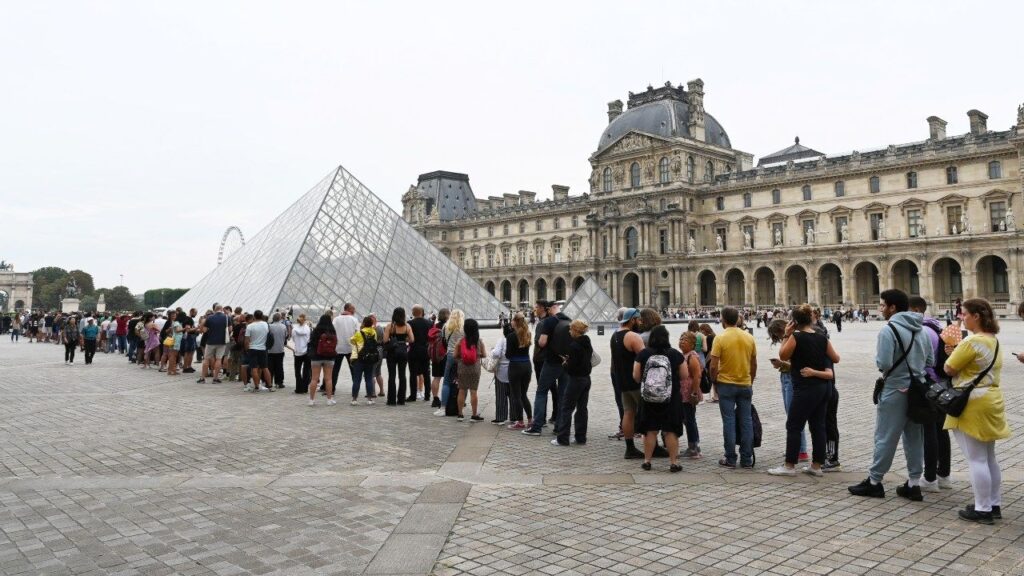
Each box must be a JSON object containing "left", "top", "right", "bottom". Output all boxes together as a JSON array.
[
  {"left": 710, "top": 327, "right": 756, "bottom": 386},
  {"left": 943, "top": 334, "right": 1011, "bottom": 442}
]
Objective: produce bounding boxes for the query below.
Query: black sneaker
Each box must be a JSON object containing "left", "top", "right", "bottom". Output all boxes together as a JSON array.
[
  {"left": 624, "top": 446, "right": 644, "bottom": 460},
  {"left": 651, "top": 445, "right": 670, "bottom": 458},
  {"left": 848, "top": 478, "right": 885, "bottom": 498},
  {"left": 431, "top": 398, "right": 441, "bottom": 408},
  {"left": 718, "top": 458, "right": 737, "bottom": 469},
  {"left": 896, "top": 482, "right": 923, "bottom": 502},
  {"left": 967, "top": 504, "right": 1001, "bottom": 520},
  {"left": 821, "top": 460, "right": 842, "bottom": 473},
  {"left": 641, "top": 462, "right": 652, "bottom": 471},
  {"left": 470, "top": 415, "right": 484, "bottom": 422},
  {"left": 196, "top": 378, "right": 206, "bottom": 384},
  {"left": 959, "top": 507, "right": 994, "bottom": 525}
]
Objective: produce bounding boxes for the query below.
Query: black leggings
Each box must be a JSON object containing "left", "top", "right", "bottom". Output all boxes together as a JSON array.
[
  {"left": 508, "top": 361, "right": 533, "bottom": 422},
  {"left": 64, "top": 341, "right": 76, "bottom": 363},
  {"left": 386, "top": 355, "right": 408, "bottom": 405},
  {"left": 293, "top": 355, "right": 310, "bottom": 392},
  {"left": 84, "top": 339, "right": 97, "bottom": 364},
  {"left": 923, "top": 416, "right": 951, "bottom": 481},
  {"left": 786, "top": 381, "right": 831, "bottom": 465},
  {"left": 825, "top": 386, "right": 840, "bottom": 462}
]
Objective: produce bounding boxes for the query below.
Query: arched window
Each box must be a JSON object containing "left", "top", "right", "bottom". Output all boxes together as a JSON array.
[
  {"left": 834, "top": 181, "right": 845, "bottom": 197},
  {"left": 658, "top": 157, "right": 670, "bottom": 183},
  {"left": 704, "top": 161, "right": 715, "bottom": 182},
  {"left": 802, "top": 185, "right": 811, "bottom": 201},
  {"left": 725, "top": 163, "right": 733, "bottom": 174},
  {"left": 989, "top": 161, "right": 1002, "bottom": 179},
  {"left": 602, "top": 167, "right": 612, "bottom": 192},
  {"left": 906, "top": 171, "right": 918, "bottom": 189},
  {"left": 742, "top": 192, "right": 751, "bottom": 208},
  {"left": 869, "top": 175, "right": 880, "bottom": 193},
  {"left": 630, "top": 162, "right": 641, "bottom": 188},
  {"left": 773, "top": 189, "right": 782, "bottom": 205},
  {"left": 625, "top": 227, "right": 639, "bottom": 259},
  {"left": 686, "top": 156, "right": 695, "bottom": 183}
]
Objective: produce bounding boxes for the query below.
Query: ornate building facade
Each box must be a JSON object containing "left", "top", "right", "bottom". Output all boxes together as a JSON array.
[{"left": 402, "top": 80, "right": 1024, "bottom": 314}]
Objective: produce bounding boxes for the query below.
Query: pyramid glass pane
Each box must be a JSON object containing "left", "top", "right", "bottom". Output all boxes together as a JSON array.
[
  {"left": 173, "top": 165, "right": 506, "bottom": 321},
  {"left": 562, "top": 277, "right": 619, "bottom": 323}
]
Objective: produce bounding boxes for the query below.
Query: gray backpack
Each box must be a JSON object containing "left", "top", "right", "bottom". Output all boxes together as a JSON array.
[{"left": 640, "top": 354, "right": 673, "bottom": 403}]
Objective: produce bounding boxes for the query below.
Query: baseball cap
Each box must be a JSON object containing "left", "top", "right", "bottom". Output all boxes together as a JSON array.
[{"left": 619, "top": 308, "right": 640, "bottom": 324}]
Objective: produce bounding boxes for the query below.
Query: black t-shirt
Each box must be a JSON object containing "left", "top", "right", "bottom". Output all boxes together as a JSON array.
[
  {"left": 204, "top": 312, "right": 228, "bottom": 345},
  {"left": 790, "top": 331, "right": 829, "bottom": 386},
  {"left": 127, "top": 318, "right": 140, "bottom": 338},
  {"left": 409, "top": 317, "right": 432, "bottom": 350},
  {"left": 532, "top": 315, "right": 549, "bottom": 365},
  {"left": 611, "top": 329, "right": 639, "bottom": 391},
  {"left": 545, "top": 313, "right": 572, "bottom": 365}
]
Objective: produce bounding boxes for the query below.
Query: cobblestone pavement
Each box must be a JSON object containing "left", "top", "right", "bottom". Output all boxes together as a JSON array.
[{"left": 1, "top": 321, "right": 1022, "bottom": 575}]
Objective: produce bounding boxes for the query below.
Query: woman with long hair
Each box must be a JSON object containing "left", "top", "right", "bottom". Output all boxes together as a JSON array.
[
  {"left": 307, "top": 313, "right": 337, "bottom": 405},
  {"left": 455, "top": 318, "right": 486, "bottom": 422},
  {"left": 384, "top": 307, "right": 413, "bottom": 405},
  {"left": 768, "top": 304, "right": 840, "bottom": 477},
  {"left": 435, "top": 309, "right": 465, "bottom": 417},
  {"left": 632, "top": 325, "right": 685, "bottom": 472},
  {"left": 505, "top": 312, "right": 533, "bottom": 429},
  {"left": 767, "top": 318, "right": 808, "bottom": 462},
  {"left": 944, "top": 298, "right": 1010, "bottom": 524},
  {"left": 429, "top": 308, "right": 450, "bottom": 407}
]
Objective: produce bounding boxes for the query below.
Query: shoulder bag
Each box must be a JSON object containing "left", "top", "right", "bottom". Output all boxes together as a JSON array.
[{"left": 927, "top": 340, "right": 998, "bottom": 417}]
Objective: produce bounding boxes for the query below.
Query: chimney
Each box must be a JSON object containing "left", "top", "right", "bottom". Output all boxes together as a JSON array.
[
  {"left": 488, "top": 196, "right": 503, "bottom": 211},
  {"left": 607, "top": 100, "right": 623, "bottom": 123},
  {"left": 518, "top": 190, "right": 536, "bottom": 204},
  {"left": 552, "top": 185, "right": 569, "bottom": 202},
  {"left": 686, "top": 78, "right": 706, "bottom": 140},
  {"left": 967, "top": 109, "right": 988, "bottom": 135},
  {"left": 927, "top": 116, "right": 947, "bottom": 141},
  {"left": 503, "top": 193, "right": 519, "bottom": 207}
]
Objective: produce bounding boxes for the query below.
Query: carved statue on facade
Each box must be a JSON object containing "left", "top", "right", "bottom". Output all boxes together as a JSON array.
[
  {"left": 805, "top": 228, "right": 814, "bottom": 245},
  {"left": 643, "top": 160, "right": 655, "bottom": 180},
  {"left": 715, "top": 233, "right": 724, "bottom": 252},
  {"left": 589, "top": 168, "right": 600, "bottom": 191},
  {"left": 688, "top": 236, "right": 696, "bottom": 253},
  {"left": 840, "top": 223, "right": 849, "bottom": 243},
  {"left": 0, "top": 260, "right": 11, "bottom": 271},
  {"left": 65, "top": 277, "right": 78, "bottom": 299},
  {"left": 613, "top": 166, "right": 625, "bottom": 184},
  {"left": 774, "top": 228, "right": 783, "bottom": 247},
  {"left": 961, "top": 211, "right": 970, "bottom": 234},
  {"left": 743, "top": 229, "right": 752, "bottom": 249},
  {"left": 1005, "top": 206, "right": 1015, "bottom": 230},
  {"left": 1000, "top": 219, "right": 1007, "bottom": 232},
  {"left": 952, "top": 223, "right": 959, "bottom": 235},
  {"left": 671, "top": 156, "right": 682, "bottom": 174},
  {"left": 936, "top": 226, "right": 943, "bottom": 237}
]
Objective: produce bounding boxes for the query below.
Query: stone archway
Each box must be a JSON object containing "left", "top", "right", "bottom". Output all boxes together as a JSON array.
[
  {"left": 725, "top": 269, "right": 745, "bottom": 306},
  {"left": 891, "top": 260, "right": 920, "bottom": 296},
  {"left": 554, "top": 277, "right": 567, "bottom": 301},
  {"left": 622, "top": 272, "right": 640, "bottom": 308},
  {"left": 786, "top": 265, "right": 808, "bottom": 305},
  {"left": 535, "top": 278, "right": 548, "bottom": 301},
  {"left": 976, "top": 255, "right": 1009, "bottom": 302},
  {"left": 518, "top": 279, "right": 530, "bottom": 306},
  {"left": 932, "top": 257, "right": 963, "bottom": 305},
  {"left": 0, "top": 290, "right": 7, "bottom": 313},
  {"left": 572, "top": 276, "right": 585, "bottom": 291},
  {"left": 818, "top": 263, "right": 843, "bottom": 307},
  {"left": 852, "top": 262, "right": 878, "bottom": 306},
  {"left": 698, "top": 270, "right": 717, "bottom": 306},
  {"left": 500, "top": 280, "right": 512, "bottom": 304},
  {"left": 485, "top": 281, "right": 496, "bottom": 296},
  {"left": 754, "top": 267, "right": 776, "bottom": 306}
]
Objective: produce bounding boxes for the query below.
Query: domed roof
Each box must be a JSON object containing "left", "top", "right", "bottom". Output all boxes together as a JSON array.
[{"left": 597, "top": 98, "right": 731, "bottom": 152}]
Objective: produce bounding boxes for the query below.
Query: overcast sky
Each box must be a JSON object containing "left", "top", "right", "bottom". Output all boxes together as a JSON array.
[{"left": 3, "top": 1, "right": 1021, "bottom": 293}]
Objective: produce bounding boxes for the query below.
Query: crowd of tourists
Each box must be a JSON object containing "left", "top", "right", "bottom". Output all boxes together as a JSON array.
[{"left": 14, "top": 287, "right": 1012, "bottom": 526}]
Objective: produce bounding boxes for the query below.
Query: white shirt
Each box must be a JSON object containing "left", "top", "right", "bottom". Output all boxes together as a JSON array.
[
  {"left": 291, "top": 323, "right": 311, "bottom": 356},
  {"left": 333, "top": 314, "right": 359, "bottom": 354}
]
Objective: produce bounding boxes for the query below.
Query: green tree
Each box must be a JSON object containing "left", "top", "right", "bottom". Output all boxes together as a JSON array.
[
  {"left": 104, "top": 286, "right": 138, "bottom": 312},
  {"left": 67, "top": 270, "right": 95, "bottom": 296},
  {"left": 79, "top": 295, "right": 97, "bottom": 311},
  {"left": 31, "top": 266, "right": 68, "bottom": 295},
  {"left": 36, "top": 283, "right": 64, "bottom": 310},
  {"left": 144, "top": 288, "right": 188, "bottom": 307}
]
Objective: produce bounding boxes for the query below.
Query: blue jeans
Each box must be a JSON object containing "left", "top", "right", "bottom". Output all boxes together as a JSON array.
[
  {"left": 115, "top": 334, "right": 127, "bottom": 353},
  {"left": 529, "top": 362, "right": 569, "bottom": 432},
  {"left": 780, "top": 373, "right": 807, "bottom": 454},
  {"left": 351, "top": 360, "right": 376, "bottom": 399},
  {"left": 718, "top": 383, "right": 754, "bottom": 466},
  {"left": 440, "top": 354, "right": 456, "bottom": 404},
  {"left": 869, "top": 386, "right": 924, "bottom": 483},
  {"left": 127, "top": 336, "right": 138, "bottom": 359}
]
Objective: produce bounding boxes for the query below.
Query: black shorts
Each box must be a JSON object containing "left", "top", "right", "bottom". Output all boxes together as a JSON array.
[
  {"left": 181, "top": 335, "right": 197, "bottom": 353},
  {"left": 247, "top": 349, "right": 269, "bottom": 369}
]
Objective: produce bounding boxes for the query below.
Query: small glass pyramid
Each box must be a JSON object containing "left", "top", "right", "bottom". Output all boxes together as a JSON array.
[
  {"left": 561, "top": 277, "right": 620, "bottom": 323},
  {"left": 172, "top": 166, "right": 508, "bottom": 320}
]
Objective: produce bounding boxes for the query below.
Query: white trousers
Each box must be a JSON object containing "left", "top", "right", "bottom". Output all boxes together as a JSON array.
[{"left": 953, "top": 430, "right": 1001, "bottom": 512}]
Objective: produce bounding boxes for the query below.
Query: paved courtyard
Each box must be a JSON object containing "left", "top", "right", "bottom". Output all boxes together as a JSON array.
[{"left": 0, "top": 321, "right": 1022, "bottom": 575}]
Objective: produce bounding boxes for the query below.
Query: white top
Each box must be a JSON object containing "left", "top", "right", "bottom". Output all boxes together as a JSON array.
[
  {"left": 292, "top": 323, "right": 311, "bottom": 356},
  {"left": 491, "top": 336, "right": 509, "bottom": 383},
  {"left": 333, "top": 314, "right": 359, "bottom": 354}
]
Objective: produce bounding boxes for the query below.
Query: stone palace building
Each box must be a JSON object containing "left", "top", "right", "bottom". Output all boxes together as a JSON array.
[{"left": 402, "top": 80, "right": 1024, "bottom": 313}]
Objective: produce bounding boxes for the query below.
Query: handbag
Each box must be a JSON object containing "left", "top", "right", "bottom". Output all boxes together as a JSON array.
[
  {"left": 590, "top": 350, "right": 602, "bottom": 367},
  {"left": 886, "top": 325, "right": 933, "bottom": 423},
  {"left": 927, "top": 340, "right": 998, "bottom": 417},
  {"left": 163, "top": 337, "right": 174, "bottom": 348}
]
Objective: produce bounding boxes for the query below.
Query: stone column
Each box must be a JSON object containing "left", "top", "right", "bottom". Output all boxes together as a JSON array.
[
  {"left": 774, "top": 276, "right": 783, "bottom": 307},
  {"left": 841, "top": 265, "right": 852, "bottom": 307},
  {"left": 809, "top": 272, "right": 820, "bottom": 306}
]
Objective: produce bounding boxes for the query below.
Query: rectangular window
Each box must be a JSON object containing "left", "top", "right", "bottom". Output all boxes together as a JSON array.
[
  {"left": 517, "top": 246, "right": 526, "bottom": 264},
  {"left": 869, "top": 176, "right": 880, "bottom": 193},
  {"left": 775, "top": 189, "right": 783, "bottom": 204},
  {"left": 602, "top": 235, "right": 608, "bottom": 257},
  {"left": 907, "top": 172, "right": 918, "bottom": 189},
  {"left": 553, "top": 217, "right": 560, "bottom": 230},
  {"left": 688, "top": 198, "right": 694, "bottom": 212},
  {"left": 907, "top": 209, "right": 922, "bottom": 238},
  {"left": 869, "top": 213, "right": 883, "bottom": 241},
  {"left": 502, "top": 224, "right": 508, "bottom": 236},
  {"left": 659, "top": 229, "right": 668, "bottom": 254},
  {"left": 472, "top": 253, "right": 480, "bottom": 268},
  {"left": 834, "top": 181, "right": 845, "bottom": 197},
  {"left": 519, "top": 222, "right": 525, "bottom": 233},
  {"left": 834, "top": 216, "right": 848, "bottom": 243},
  {"left": 572, "top": 215, "right": 579, "bottom": 227},
  {"left": 570, "top": 240, "right": 580, "bottom": 260},
  {"left": 716, "top": 196, "right": 725, "bottom": 211},
  {"left": 440, "top": 231, "right": 447, "bottom": 241},
  {"left": 486, "top": 250, "right": 494, "bottom": 267},
  {"left": 946, "top": 166, "right": 958, "bottom": 185},
  {"left": 473, "top": 228, "right": 478, "bottom": 239},
  {"left": 802, "top": 220, "right": 815, "bottom": 245},
  {"left": 771, "top": 222, "right": 784, "bottom": 246},
  {"left": 553, "top": 242, "right": 562, "bottom": 263},
  {"left": 990, "top": 201, "right": 1006, "bottom": 232},
  {"left": 536, "top": 219, "right": 543, "bottom": 231},
  {"left": 487, "top": 226, "right": 493, "bottom": 237},
  {"left": 502, "top": 247, "right": 510, "bottom": 264},
  {"left": 459, "top": 230, "right": 464, "bottom": 240},
  {"left": 947, "top": 206, "right": 962, "bottom": 234},
  {"left": 743, "top": 193, "right": 751, "bottom": 208},
  {"left": 715, "top": 227, "right": 727, "bottom": 251},
  {"left": 534, "top": 245, "right": 543, "bottom": 264},
  {"left": 989, "top": 161, "right": 1002, "bottom": 179},
  {"left": 742, "top": 224, "right": 754, "bottom": 249}
]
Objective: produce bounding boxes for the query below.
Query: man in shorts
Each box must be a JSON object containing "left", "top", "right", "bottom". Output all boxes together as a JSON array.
[
  {"left": 244, "top": 310, "right": 273, "bottom": 393},
  {"left": 197, "top": 304, "right": 229, "bottom": 384},
  {"left": 610, "top": 308, "right": 654, "bottom": 459}
]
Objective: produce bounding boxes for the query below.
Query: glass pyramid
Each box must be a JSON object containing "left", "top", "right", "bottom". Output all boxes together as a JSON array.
[
  {"left": 172, "top": 166, "right": 508, "bottom": 320},
  {"left": 561, "top": 277, "right": 620, "bottom": 323}
]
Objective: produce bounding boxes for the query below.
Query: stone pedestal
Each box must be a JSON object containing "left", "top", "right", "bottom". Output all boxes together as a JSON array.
[
  {"left": 96, "top": 294, "right": 106, "bottom": 313},
  {"left": 61, "top": 298, "right": 80, "bottom": 313}
]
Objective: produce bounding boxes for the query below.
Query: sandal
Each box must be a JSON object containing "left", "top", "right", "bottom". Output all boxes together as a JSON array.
[{"left": 670, "top": 463, "right": 682, "bottom": 473}]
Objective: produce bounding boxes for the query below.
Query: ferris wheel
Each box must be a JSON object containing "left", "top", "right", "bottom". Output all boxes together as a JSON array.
[{"left": 218, "top": 226, "right": 246, "bottom": 265}]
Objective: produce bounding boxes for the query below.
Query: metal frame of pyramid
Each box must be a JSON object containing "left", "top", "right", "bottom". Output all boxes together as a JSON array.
[
  {"left": 172, "top": 166, "right": 508, "bottom": 320},
  {"left": 561, "top": 276, "right": 619, "bottom": 323}
]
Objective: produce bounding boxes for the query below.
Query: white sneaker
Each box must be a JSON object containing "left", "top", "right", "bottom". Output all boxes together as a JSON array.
[
  {"left": 801, "top": 466, "right": 824, "bottom": 478},
  {"left": 433, "top": 409, "right": 445, "bottom": 416},
  {"left": 243, "top": 384, "right": 254, "bottom": 392},
  {"left": 938, "top": 475, "right": 953, "bottom": 489},
  {"left": 351, "top": 400, "right": 358, "bottom": 406},
  {"left": 308, "top": 399, "right": 315, "bottom": 407},
  {"left": 366, "top": 399, "right": 374, "bottom": 405},
  {"left": 920, "top": 479, "right": 940, "bottom": 493},
  {"left": 767, "top": 465, "right": 797, "bottom": 476},
  {"left": 259, "top": 385, "right": 271, "bottom": 392},
  {"left": 327, "top": 399, "right": 336, "bottom": 406}
]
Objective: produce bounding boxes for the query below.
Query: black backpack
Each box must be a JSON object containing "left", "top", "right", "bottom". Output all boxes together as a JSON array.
[
  {"left": 549, "top": 314, "right": 573, "bottom": 359},
  {"left": 359, "top": 330, "right": 381, "bottom": 364},
  {"left": 924, "top": 323, "right": 949, "bottom": 381}
]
